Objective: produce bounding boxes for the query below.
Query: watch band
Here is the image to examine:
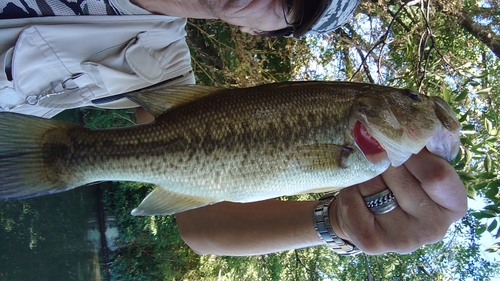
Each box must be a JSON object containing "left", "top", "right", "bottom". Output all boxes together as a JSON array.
[{"left": 313, "top": 193, "right": 362, "bottom": 256}]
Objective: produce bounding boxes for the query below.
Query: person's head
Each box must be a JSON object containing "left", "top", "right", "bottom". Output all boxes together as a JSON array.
[
  {"left": 208, "top": 0, "right": 360, "bottom": 38},
  {"left": 132, "top": 0, "right": 359, "bottom": 37}
]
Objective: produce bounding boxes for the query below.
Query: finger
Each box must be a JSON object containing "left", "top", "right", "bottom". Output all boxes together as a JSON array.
[
  {"left": 378, "top": 164, "right": 450, "bottom": 247},
  {"left": 356, "top": 170, "right": 415, "bottom": 218},
  {"left": 355, "top": 174, "right": 423, "bottom": 250},
  {"left": 336, "top": 184, "right": 418, "bottom": 254},
  {"left": 404, "top": 149, "right": 467, "bottom": 220},
  {"left": 380, "top": 164, "right": 438, "bottom": 217},
  {"left": 345, "top": 174, "right": 404, "bottom": 226},
  {"left": 349, "top": 164, "right": 443, "bottom": 251},
  {"left": 333, "top": 185, "right": 379, "bottom": 247},
  {"left": 335, "top": 177, "right": 398, "bottom": 250},
  {"left": 356, "top": 174, "right": 389, "bottom": 197}
]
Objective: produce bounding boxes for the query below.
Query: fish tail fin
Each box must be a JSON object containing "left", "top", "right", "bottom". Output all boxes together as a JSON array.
[{"left": 0, "top": 113, "right": 79, "bottom": 200}]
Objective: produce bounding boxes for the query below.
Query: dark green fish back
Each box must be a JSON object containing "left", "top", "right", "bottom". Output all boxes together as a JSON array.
[{"left": 150, "top": 82, "right": 358, "bottom": 154}]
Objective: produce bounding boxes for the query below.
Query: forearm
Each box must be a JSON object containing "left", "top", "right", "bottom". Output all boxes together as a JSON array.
[
  {"left": 176, "top": 199, "right": 323, "bottom": 256},
  {"left": 135, "top": 107, "right": 155, "bottom": 124}
]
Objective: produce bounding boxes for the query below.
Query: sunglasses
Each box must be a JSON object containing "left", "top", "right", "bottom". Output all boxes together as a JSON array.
[{"left": 282, "top": 0, "right": 305, "bottom": 28}]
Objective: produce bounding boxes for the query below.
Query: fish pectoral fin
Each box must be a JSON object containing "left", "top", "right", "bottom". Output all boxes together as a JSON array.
[
  {"left": 297, "top": 144, "right": 353, "bottom": 170},
  {"left": 131, "top": 187, "right": 217, "bottom": 216},
  {"left": 126, "top": 84, "right": 222, "bottom": 117}
]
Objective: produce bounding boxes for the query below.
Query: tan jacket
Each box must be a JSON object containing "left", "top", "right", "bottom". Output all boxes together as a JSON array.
[{"left": 0, "top": 15, "right": 195, "bottom": 118}]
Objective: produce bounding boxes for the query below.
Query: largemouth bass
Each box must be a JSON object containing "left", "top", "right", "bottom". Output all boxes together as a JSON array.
[{"left": 0, "top": 81, "right": 461, "bottom": 215}]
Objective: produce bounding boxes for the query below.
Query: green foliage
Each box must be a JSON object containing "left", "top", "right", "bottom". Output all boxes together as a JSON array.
[
  {"left": 185, "top": 19, "right": 294, "bottom": 87},
  {"left": 101, "top": 190, "right": 499, "bottom": 280},
  {"left": 0, "top": 188, "right": 100, "bottom": 281},
  {"left": 102, "top": 182, "right": 201, "bottom": 281},
  {"left": 80, "top": 108, "right": 136, "bottom": 129}
]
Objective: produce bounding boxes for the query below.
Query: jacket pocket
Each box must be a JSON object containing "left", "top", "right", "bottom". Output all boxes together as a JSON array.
[{"left": 9, "top": 26, "right": 89, "bottom": 110}]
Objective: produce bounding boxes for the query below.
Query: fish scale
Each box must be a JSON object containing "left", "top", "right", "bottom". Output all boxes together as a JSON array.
[{"left": 0, "top": 81, "right": 461, "bottom": 215}]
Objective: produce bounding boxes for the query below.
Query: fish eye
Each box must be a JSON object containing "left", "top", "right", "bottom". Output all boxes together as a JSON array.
[{"left": 403, "top": 89, "right": 420, "bottom": 101}]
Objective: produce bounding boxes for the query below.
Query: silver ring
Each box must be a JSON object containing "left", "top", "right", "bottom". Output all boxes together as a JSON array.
[{"left": 363, "top": 189, "right": 398, "bottom": 215}]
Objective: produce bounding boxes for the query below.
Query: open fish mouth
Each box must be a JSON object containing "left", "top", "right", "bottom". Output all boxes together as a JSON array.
[
  {"left": 355, "top": 119, "right": 460, "bottom": 167},
  {"left": 354, "top": 119, "right": 430, "bottom": 167},
  {"left": 353, "top": 121, "right": 384, "bottom": 155},
  {"left": 353, "top": 121, "right": 389, "bottom": 165}
]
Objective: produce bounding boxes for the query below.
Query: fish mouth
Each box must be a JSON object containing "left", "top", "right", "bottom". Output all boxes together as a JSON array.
[
  {"left": 353, "top": 121, "right": 389, "bottom": 165},
  {"left": 353, "top": 107, "right": 420, "bottom": 166},
  {"left": 354, "top": 120, "right": 460, "bottom": 167},
  {"left": 424, "top": 124, "right": 461, "bottom": 162},
  {"left": 353, "top": 120, "right": 421, "bottom": 167}
]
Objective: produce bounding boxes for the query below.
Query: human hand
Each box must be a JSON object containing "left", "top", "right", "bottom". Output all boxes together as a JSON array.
[{"left": 330, "top": 149, "right": 467, "bottom": 254}]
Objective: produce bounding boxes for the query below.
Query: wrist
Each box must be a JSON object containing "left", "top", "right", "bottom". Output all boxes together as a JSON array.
[
  {"left": 313, "top": 193, "right": 362, "bottom": 256},
  {"left": 327, "top": 194, "right": 351, "bottom": 241}
]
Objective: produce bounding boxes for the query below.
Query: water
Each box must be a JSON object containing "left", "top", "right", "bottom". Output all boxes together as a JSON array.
[
  {"left": 0, "top": 109, "right": 116, "bottom": 280},
  {"left": 0, "top": 185, "right": 109, "bottom": 281}
]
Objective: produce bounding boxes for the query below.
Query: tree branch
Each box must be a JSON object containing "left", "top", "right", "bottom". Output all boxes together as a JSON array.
[
  {"left": 435, "top": 4, "right": 500, "bottom": 58},
  {"left": 455, "top": 12, "right": 500, "bottom": 58}
]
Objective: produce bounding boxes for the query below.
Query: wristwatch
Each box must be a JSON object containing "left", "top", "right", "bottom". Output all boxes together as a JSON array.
[{"left": 313, "top": 193, "right": 362, "bottom": 256}]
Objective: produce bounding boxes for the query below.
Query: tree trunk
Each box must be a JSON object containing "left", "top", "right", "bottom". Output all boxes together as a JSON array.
[{"left": 449, "top": 11, "right": 499, "bottom": 57}]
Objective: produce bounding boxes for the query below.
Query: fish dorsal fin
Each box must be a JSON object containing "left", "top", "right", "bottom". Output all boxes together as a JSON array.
[
  {"left": 130, "top": 186, "right": 218, "bottom": 216},
  {"left": 126, "top": 84, "right": 222, "bottom": 117}
]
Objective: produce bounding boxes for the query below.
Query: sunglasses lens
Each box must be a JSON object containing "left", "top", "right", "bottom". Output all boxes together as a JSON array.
[{"left": 283, "top": 0, "right": 304, "bottom": 26}]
